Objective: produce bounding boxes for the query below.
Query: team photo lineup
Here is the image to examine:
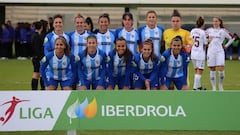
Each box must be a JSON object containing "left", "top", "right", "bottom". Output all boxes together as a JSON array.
[{"left": 1, "top": 9, "right": 237, "bottom": 91}]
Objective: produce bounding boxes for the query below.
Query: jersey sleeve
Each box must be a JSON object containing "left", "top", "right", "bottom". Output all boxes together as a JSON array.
[
  {"left": 133, "top": 54, "right": 147, "bottom": 81},
  {"left": 138, "top": 26, "right": 145, "bottom": 44},
  {"left": 185, "top": 31, "right": 194, "bottom": 46},
  {"left": 114, "top": 27, "right": 121, "bottom": 39},
  {"left": 70, "top": 54, "right": 78, "bottom": 87},
  {"left": 97, "top": 52, "right": 107, "bottom": 87},
  {"left": 106, "top": 52, "right": 114, "bottom": 88},
  {"left": 40, "top": 54, "right": 51, "bottom": 86},
  {"left": 159, "top": 49, "right": 170, "bottom": 85},
  {"left": 224, "top": 30, "right": 235, "bottom": 48},
  {"left": 77, "top": 54, "right": 86, "bottom": 87},
  {"left": 182, "top": 52, "right": 190, "bottom": 85},
  {"left": 43, "top": 34, "right": 52, "bottom": 56},
  {"left": 123, "top": 55, "right": 134, "bottom": 87},
  {"left": 149, "top": 60, "right": 160, "bottom": 82},
  {"left": 68, "top": 31, "right": 74, "bottom": 53}
]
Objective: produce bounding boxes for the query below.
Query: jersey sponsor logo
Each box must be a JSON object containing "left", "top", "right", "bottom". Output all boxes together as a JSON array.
[
  {"left": 44, "top": 37, "right": 48, "bottom": 44},
  {"left": 150, "top": 37, "right": 160, "bottom": 40},
  {"left": 78, "top": 43, "right": 87, "bottom": 46},
  {"left": 54, "top": 67, "right": 67, "bottom": 71},
  {"left": 126, "top": 40, "right": 136, "bottom": 44},
  {"left": 101, "top": 42, "right": 112, "bottom": 45},
  {"left": 106, "top": 56, "right": 111, "bottom": 62},
  {"left": 75, "top": 56, "right": 80, "bottom": 62},
  {"left": 131, "top": 61, "right": 137, "bottom": 67},
  {"left": 160, "top": 56, "right": 165, "bottom": 62},
  {"left": 41, "top": 57, "right": 46, "bottom": 62}
]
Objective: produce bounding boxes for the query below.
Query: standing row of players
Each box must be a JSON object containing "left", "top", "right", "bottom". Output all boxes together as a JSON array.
[{"left": 32, "top": 9, "right": 235, "bottom": 91}]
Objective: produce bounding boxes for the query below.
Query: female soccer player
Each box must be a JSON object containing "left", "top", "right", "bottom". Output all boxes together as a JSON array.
[
  {"left": 77, "top": 35, "right": 107, "bottom": 90},
  {"left": 132, "top": 39, "right": 160, "bottom": 90},
  {"left": 69, "top": 14, "right": 90, "bottom": 57},
  {"left": 43, "top": 14, "right": 70, "bottom": 55},
  {"left": 190, "top": 16, "right": 208, "bottom": 90},
  {"left": 95, "top": 13, "right": 115, "bottom": 55},
  {"left": 106, "top": 37, "right": 134, "bottom": 90},
  {"left": 163, "top": 9, "right": 193, "bottom": 52},
  {"left": 115, "top": 12, "right": 139, "bottom": 54},
  {"left": 138, "top": 10, "right": 164, "bottom": 58},
  {"left": 163, "top": 9, "right": 193, "bottom": 89},
  {"left": 40, "top": 36, "right": 77, "bottom": 90},
  {"left": 160, "top": 36, "right": 190, "bottom": 90},
  {"left": 206, "top": 17, "right": 234, "bottom": 91}
]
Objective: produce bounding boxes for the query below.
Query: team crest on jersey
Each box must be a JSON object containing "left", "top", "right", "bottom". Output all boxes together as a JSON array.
[
  {"left": 96, "top": 60, "right": 99, "bottom": 65},
  {"left": 63, "top": 61, "right": 66, "bottom": 66},
  {"left": 131, "top": 34, "right": 134, "bottom": 38},
  {"left": 155, "top": 31, "right": 158, "bottom": 35},
  {"left": 107, "top": 36, "right": 110, "bottom": 39},
  {"left": 44, "top": 37, "right": 48, "bottom": 43}
]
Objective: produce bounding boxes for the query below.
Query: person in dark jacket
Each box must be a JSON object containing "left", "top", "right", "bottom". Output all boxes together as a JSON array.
[{"left": 31, "top": 21, "right": 45, "bottom": 90}]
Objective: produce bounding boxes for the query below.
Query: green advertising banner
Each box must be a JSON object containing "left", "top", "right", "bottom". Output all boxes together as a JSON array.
[{"left": 53, "top": 91, "right": 240, "bottom": 131}]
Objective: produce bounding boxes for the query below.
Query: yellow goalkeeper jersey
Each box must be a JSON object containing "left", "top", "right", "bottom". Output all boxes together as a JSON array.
[{"left": 163, "top": 28, "right": 193, "bottom": 49}]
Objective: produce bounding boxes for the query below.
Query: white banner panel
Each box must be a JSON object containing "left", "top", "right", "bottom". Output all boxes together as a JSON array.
[{"left": 0, "top": 91, "right": 70, "bottom": 131}]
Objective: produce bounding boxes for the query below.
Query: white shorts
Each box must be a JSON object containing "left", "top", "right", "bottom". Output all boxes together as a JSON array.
[
  {"left": 192, "top": 59, "right": 205, "bottom": 70},
  {"left": 207, "top": 50, "right": 225, "bottom": 67}
]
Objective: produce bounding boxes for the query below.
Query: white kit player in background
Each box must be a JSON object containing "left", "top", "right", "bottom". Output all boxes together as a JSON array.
[
  {"left": 190, "top": 16, "right": 208, "bottom": 90},
  {"left": 206, "top": 17, "right": 235, "bottom": 91}
]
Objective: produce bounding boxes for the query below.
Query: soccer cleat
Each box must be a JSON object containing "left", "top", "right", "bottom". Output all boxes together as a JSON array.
[{"left": 193, "top": 87, "right": 206, "bottom": 90}]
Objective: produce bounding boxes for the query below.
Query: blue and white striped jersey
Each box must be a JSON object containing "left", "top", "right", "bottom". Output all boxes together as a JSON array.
[
  {"left": 133, "top": 53, "right": 160, "bottom": 81},
  {"left": 107, "top": 49, "right": 133, "bottom": 88},
  {"left": 138, "top": 25, "right": 164, "bottom": 58},
  {"left": 115, "top": 27, "right": 139, "bottom": 54},
  {"left": 43, "top": 31, "right": 70, "bottom": 55},
  {"left": 40, "top": 52, "right": 77, "bottom": 83},
  {"left": 69, "top": 30, "right": 90, "bottom": 56},
  {"left": 161, "top": 48, "right": 189, "bottom": 79},
  {"left": 95, "top": 30, "right": 115, "bottom": 55},
  {"left": 77, "top": 49, "right": 106, "bottom": 86},
  {"left": 108, "top": 49, "right": 133, "bottom": 76},
  {"left": 113, "top": 53, "right": 127, "bottom": 77}
]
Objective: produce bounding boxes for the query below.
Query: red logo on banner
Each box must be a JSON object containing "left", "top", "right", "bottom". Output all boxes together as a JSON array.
[{"left": 0, "top": 96, "right": 29, "bottom": 125}]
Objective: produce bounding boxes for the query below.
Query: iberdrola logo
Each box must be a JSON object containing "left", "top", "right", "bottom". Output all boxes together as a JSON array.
[{"left": 67, "top": 97, "right": 97, "bottom": 124}]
